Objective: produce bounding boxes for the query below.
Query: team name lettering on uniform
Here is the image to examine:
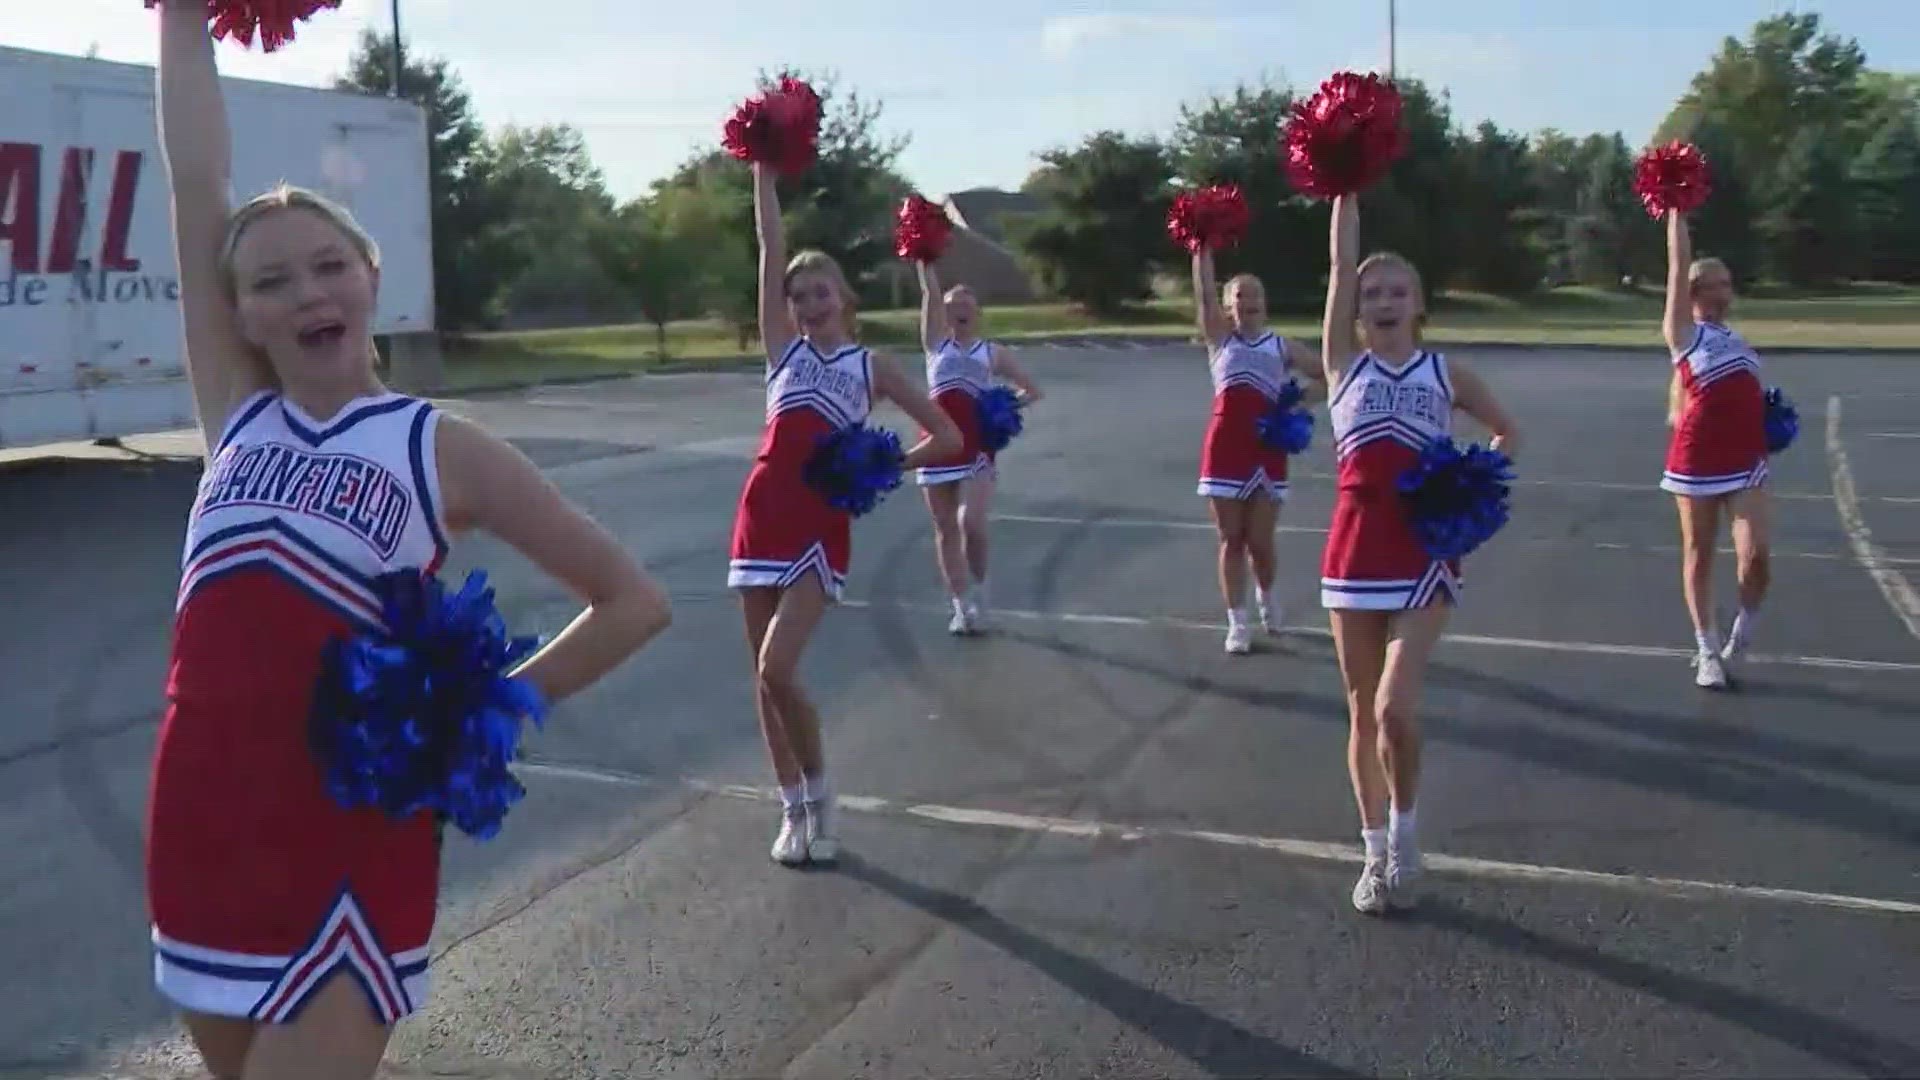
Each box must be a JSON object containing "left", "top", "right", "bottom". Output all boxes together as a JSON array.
[
  {"left": 785, "top": 356, "right": 864, "bottom": 400},
  {"left": 201, "top": 441, "right": 412, "bottom": 558},
  {"left": 1356, "top": 380, "right": 1445, "bottom": 427}
]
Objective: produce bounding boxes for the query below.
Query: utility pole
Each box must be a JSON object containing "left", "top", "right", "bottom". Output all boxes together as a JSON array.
[
  {"left": 389, "top": 0, "right": 403, "bottom": 97},
  {"left": 1388, "top": 0, "right": 1397, "bottom": 78}
]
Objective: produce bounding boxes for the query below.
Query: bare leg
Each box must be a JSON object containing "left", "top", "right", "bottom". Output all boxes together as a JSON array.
[
  {"left": 741, "top": 588, "right": 800, "bottom": 788},
  {"left": 1208, "top": 496, "right": 1251, "bottom": 612},
  {"left": 1243, "top": 493, "right": 1280, "bottom": 627},
  {"left": 922, "top": 483, "right": 970, "bottom": 602},
  {"left": 240, "top": 974, "right": 391, "bottom": 1080},
  {"left": 1674, "top": 493, "right": 1723, "bottom": 642},
  {"left": 1725, "top": 486, "right": 1772, "bottom": 657},
  {"left": 182, "top": 1012, "right": 254, "bottom": 1080},
  {"left": 958, "top": 471, "right": 995, "bottom": 587},
  {"left": 756, "top": 576, "right": 838, "bottom": 861}
]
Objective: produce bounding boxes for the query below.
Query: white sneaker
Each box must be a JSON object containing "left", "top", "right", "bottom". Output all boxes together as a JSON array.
[
  {"left": 1693, "top": 650, "right": 1729, "bottom": 689},
  {"left": 947, "top": 602, "right": 975, "bottom": 636},
  {"left": 803, "top": 799, "right": 839, "bottom": 864},
  {"left": 771, "top": 808, "right": 809, "bottom": 865},
  {"left": 1223, "top": 619, "right": 1253, "bottom": 654},
  {"left": 1257, "top": 601, "right": 1283, "bottom": 635},
  {"left": 1352, "top": 859, "right": 1391, "bottom": 915},
  {"left": 1386, "top": 840, "right": 1423, "bottom": 909}
]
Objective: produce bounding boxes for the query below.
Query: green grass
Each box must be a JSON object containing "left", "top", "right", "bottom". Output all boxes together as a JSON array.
[{"left": 442, "top": 283, "right": 1920, "bottom": 391}]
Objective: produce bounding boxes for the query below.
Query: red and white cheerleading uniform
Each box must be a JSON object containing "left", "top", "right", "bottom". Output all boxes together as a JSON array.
[
  {"left": 1197, "top": 330, "right": 1293, "bottom": 501},
  {"left": 1320, "top": 350, "right": 1461, "bottom": 610},
  {"left": 1660, "top": 320, "right": 1767, "bottom": 497},
  {"left": 146, "top": 390, "right": 450, "bottom": 1025},
  {"left": 916, "top": 336, "right": 995, "bottom": 486},
  {"left": 728, "top": 336, "right": 875, "bottom": 602}
]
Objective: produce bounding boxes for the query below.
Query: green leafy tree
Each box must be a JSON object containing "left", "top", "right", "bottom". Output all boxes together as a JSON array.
[
  {"left": 337, "top": 31, "right": 517, "bottom": 330},
  {"left": 1167, "top": 80, "right": 1325, "bottom": 303},
  {"left": 1354, "top": 77, "right": 1461, "bottom": 300},
  {"left": 1014, "top": 131, "right": 1175, "bottom": 314},
  {"left": 1851, "top": 106, "right": 1920, "bottom": 281},
  {"left": 1450, "top": 121, "right": 1547, "bottom": 295},
  {"left": 1758, "top": 125, "right": 1857, "bottom": 286},
  {"left": 487, "top": 124, "right": 627, "bottom": 325},
  {"left": 591, "top": 201, "right": 706, "bottom": 359}
]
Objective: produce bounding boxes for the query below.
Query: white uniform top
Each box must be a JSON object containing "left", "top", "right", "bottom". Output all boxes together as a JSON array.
[
  {"left": 1328, "top": 350, "right": 1455, "bottom": 464},
  {"left": 767, "top": 336, "right": 873, "bottom": 430},
  {"left": 1209, "top": 330, "right": 1290, "bottom": 399},
  {"left": 1676, "top": 320, "right": 1761, "bottom": 391},
  {"left": 926, "top": 336, "right": 993, "bottom": 399},
  {"left": 177, "top": 390, "right": 450, "bottom": 632}
]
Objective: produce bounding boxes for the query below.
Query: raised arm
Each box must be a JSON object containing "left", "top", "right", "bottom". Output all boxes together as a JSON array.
[
  {"left": 157, "top": 0, "right": 271, "bottom": 455},
  {"left": 869, "top": 352, "right": 961, "bottom": 469},
  {"left": 1661, "top": 210, "right": 1694, "bottom": 355},
  {"left": 752, "top": 162, "right": 796, "bottom": 361},
  {"left": 1190, "top": 247, "right": 1230, "bottom": 346},
  {"left": 916, "top": 260, "right": 948, "bottom": 355},
  {"left": 1321, "top": 194, "right": 1361, "bottom": 384}
]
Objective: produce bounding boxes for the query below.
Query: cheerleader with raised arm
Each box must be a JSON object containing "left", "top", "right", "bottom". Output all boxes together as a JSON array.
[{"left": 727, "top": 158, "right": 960, "bottom": 865}]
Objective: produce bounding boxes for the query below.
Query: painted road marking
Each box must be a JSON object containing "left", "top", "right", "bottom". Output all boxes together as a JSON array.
[
  {"left": 839, "top": 598, "right": 1920, "bottom": 674},
  {"left": 992, "top": 512, "right": 1920, "bottom": 566},
  {"left": 517, "top": 763, "right": 1920, "bottom": 917},
  {"left": 1828, "top": 395, "right": 1920, "bottom": 642}
]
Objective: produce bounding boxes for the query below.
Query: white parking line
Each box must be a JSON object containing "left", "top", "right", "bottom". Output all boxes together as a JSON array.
[
  {"left": 838, "top": 598, "right": 1920, "bottom": 673},
  {"left": 1827, "top": 395, "right": 1920, "bottom": 642},
  {"left": 991, "top": 512, "right": 1920, "bottom": 566},
  {"left": 516, "top": 763, "right": 1920, "bottom": 917}
]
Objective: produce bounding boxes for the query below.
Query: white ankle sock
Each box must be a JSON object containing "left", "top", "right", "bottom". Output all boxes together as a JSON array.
[{"left": 1362, "top": 827, "right": 1388, "bottom": 862}]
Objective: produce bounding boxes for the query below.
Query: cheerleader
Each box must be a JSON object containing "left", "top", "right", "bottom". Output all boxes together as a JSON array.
[
  {"left": 1319, "top": 194, "right": 1519, "bottom": 915},
  {"left": 1191, "top": 245, "right": 1326, "bottom": 653},
  {"left": 144, "top": 5, "right": 671, "bottom": 1075},
  {"left": 912, "top": 260, "right": 1042, "bottom": 633},
  {"left": 728, "top": 161, "right": 961, "bottom": 865},
  {"left": 1658, "top": 210, "right": 1772, "bottom": 690}
]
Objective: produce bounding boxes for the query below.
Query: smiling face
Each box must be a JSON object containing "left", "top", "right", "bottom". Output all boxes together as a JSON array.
[
  {"left": 943, "top": 285, "right": 980, "bottom": 336},
  {"left": 786, "top": 267, "right": 848, "bottom": 339},
  {"left": 1223, "top": 274, "right": 1266, "bottom": 334},
  {"left": 1689, "top": 259, "right": 1734, "bottom": 322},
  {"left": 1356, "top": 256, "right": 1424, "bottom": 353},
  {"left": 225, "top": 205, "right": 379, "bottom": 389}
]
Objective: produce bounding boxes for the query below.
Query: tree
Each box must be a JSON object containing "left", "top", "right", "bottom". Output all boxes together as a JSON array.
[
  {"left": 1571, "top": 134, "right": 1659, "bottom": 286},
  {"left": 591, "top": 201, "right": 706, "bottom": 359},
  {"left": 337, "top": 31, "right": 518, "bottom": 331},
  {"left": 1450, "top": 121, "right": 1547, "bottom": 295},
  {"left": 1167, "top": 80, "right": 1325, "bottom": 303},
  {"left": 1757, "top": 125, "right": 1856, "bottom": 286},
  {"left": 1850, "top": 107, "right": 1920, "bottom": 281},
  {"left": 1354, "top": 77, "right": 1462, "bottom": 300},
  {"left": 485, "top": 124, "right": 627, "bottom": 326},
  {"left": 1014, "top": 131, "right": 1175, "bottom": 314}
]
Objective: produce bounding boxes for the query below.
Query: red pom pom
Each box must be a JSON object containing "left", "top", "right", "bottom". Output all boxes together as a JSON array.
[
  {"left": 146, "top": 0, "right": 342, "bottom": 52},
  {"left": 722, "top": 76, "right": 823, "bottom": 177},
  {"left": 1166, "top": 184, "right": 1250, "bottom": 253},
  {"left": 895, "top": 194, "right": 953, "bottom": 262},
  {"left": 1280, "top": 71, "right": 1409, "bottom": 200},
  {"left": 1632, "top": 140, "right": 1713, "bottom": 218}
]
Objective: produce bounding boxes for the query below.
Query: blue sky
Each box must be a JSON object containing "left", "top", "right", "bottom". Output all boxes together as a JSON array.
[{"left": 11, "top": 1, "right": 1918, "bottom": 200}]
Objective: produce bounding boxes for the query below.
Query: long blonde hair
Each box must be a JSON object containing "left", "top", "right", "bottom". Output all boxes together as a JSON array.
[{"left": 784, "top": 248, "right": 860, "bottom": 339}]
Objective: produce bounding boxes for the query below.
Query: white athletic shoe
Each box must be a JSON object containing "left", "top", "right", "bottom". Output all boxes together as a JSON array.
[
  {"left": 1258, "top": 601, "right": 1284, "bottom": 636},
  {"left": 771, "top": 807, "right": 809, "bottom": 865},
  {"left": 1386, "top": 841, "right": 1423, "bottom": 910},
  {"left": 947, "top": 602, "right": 975, "bottom": 636},
  {"left": 803, "top": 799, "right": 839, "bottom": 864},
  {"left": 1352, "top": 859, "right": 1392, "bottom": 915},
  {"left": 1224, "top": 619, "right": 1254, "bottom": 654},
  {"left": 1693, "top": 650, "right": 1729, "bottom": 689}
]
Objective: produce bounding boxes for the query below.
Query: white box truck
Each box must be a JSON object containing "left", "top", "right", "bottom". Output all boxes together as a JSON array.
[{"left": 0, "top": 44, "right": 435, "bottom": 450}]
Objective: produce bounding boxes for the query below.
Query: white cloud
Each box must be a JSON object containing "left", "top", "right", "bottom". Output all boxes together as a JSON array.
[{"left": 1038, "top": 14, "right": 1226, "bottom": 59}]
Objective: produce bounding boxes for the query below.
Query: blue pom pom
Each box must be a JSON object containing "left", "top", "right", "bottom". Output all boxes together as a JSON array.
[
  {"left": 975, "top": 385, "right": 1026, "bottom": 453},
  {"left": 804, "top": 422, "right": 906, "bottom": 516},
  {"left": 1396, "top": 435, "right": 1515, "bottom": 562},
  {"left": 1764, "top": 386, "right": 1797, "bottom": 454},
  {"left": 1256, "top": 379, "right": 1314, "bottom": 453},
  {"left": 309, "top": 568, "right": 548, "bottom": 841}
]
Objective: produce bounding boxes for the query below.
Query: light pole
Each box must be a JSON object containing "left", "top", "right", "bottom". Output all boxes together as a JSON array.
[
  {"left": 1388, "top": 0, "right": 1397, "bottom": 78},
  {"left": 389, "top": 0, "right": 403, "bottom": 97}
]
